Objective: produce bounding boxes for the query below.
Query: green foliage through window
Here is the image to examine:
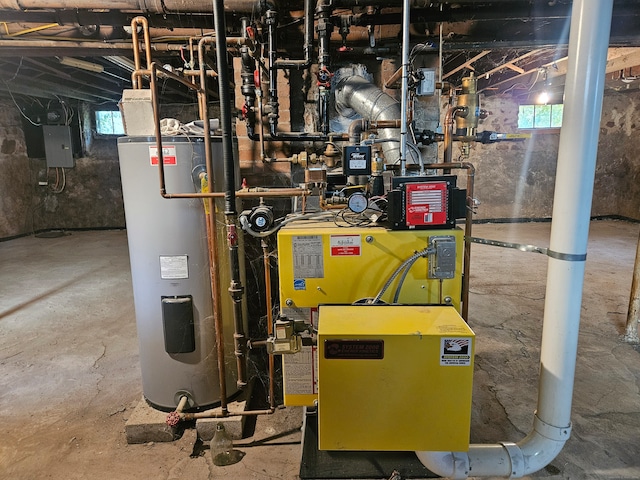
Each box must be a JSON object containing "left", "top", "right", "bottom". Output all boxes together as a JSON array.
[
  {"left": 518, "top": 104, "right": 563, "bottom": 129},
  {"left": 95, "top": 110, "right": 125, "bottom": 135}
]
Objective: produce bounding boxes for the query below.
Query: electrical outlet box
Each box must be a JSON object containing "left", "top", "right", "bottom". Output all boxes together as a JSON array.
[{"left": 416, "top": 68, "right": 436, "bottom": 96}]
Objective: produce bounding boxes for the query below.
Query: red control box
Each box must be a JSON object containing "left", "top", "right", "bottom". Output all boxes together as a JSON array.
[{"left": 404, "top": 181, "right": 449, "bottom": 227}]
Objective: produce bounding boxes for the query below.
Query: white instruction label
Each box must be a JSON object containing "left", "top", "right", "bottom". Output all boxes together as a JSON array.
[
  {"left": 283, "top": 345, "right": 318, "bottom": 395},
  {"left": 292, "top": 236, "right": 324, "bottom": 278},
  {"left": 440, "top": 337, "right": 472, "bottom": 366},
  {"left": 159, "top": 255, "right": 189, "bottom": 279}
]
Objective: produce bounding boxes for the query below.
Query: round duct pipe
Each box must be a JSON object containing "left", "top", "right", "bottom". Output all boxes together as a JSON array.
[{"left": 334, "top": 75, "right": 404, "bottom": 165}]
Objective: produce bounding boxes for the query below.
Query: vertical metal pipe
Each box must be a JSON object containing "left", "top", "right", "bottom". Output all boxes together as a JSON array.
[
  {"left": 213, "top": 0, "right": 248, "bottom": 389},
  {"left": 399, "top": 0, "right": 410, "bottom": 176},
  {"left": 262, "top": 240, "right": 277, "bottom": 410},
  {"left": 195, "top": 39, "right": 229, "bottom": 412},
  {"left": 625, "top": 230, "right": 640, "bottom": 343},
  {"left": 266, "top": 10, "right": 279, "bottom": 136}
]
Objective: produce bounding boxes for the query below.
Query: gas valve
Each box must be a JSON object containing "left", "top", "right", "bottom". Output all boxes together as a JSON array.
[{"left": 266, "top": 318, "right": 302, "bottom": 354}]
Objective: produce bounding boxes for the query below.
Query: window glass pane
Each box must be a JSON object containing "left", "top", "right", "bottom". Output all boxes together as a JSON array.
[
  {"left": 95, "top": 111, "right": 125, "bottom": 135},
  {"left": 534, "top": 105, "right": 551, "bottom": 128},
  {"left": 518, "top": 105, "right": 534, "bottom": 129},
  {"left": 550, "top": 104, "right": 564, "bottom": 128}
]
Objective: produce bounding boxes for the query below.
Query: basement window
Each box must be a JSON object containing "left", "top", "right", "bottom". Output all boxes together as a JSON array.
[
  {"left": 518, "top": 104, "right": 563, "bottom": 129},
  {"left": 95, "top": 110, "right": 125, "bottom": 135}
]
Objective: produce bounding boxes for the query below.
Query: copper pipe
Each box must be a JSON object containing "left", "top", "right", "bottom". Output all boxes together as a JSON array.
[
  {"left": 192, "top": 39, "right": 230, "bottom": 412},
  {"left": 422, "top": 161, "right": 475, "bottom": 322},
  {"left": 181, "top": 408, "right": 275, "bottom": 421},
  {"left": 349, "top": 119, "right": 403, "bottom": 144},
  {"left": 206, "top": 204, "right": 229, "bottom": 414},
  {"left": 162, "top": 189, "right": 311, "bottom": 199},
  {"left": 131, "top": 16, "right": 151, "bottom": 88},
  {"left": 184, "top": 69, "right": 218, "bottom": 77},
  {"left": 384, "top": 66, "right": 403, "bottom": 89},
  {"left": 133, "top": 66, "right": 200, "bottom": 91},
  {"left": 262, "top": 240, "right": 277, "bottom": 410}
]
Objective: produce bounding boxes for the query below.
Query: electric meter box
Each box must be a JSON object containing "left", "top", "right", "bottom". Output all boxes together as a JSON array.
[{"left": 317, "top": 305, "right": 474, "bottom": 452}]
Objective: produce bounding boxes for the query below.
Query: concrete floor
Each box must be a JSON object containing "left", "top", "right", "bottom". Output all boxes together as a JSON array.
[{"left": 0, "top": 220, "right": 639, "bottom": 480}]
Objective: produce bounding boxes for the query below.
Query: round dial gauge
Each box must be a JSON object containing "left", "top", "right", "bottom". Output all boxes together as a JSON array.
[{"left": 347, "top": 192, "right": 368, "bottom": 213}]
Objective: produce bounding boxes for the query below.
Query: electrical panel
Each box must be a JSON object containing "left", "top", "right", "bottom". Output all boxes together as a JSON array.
[{"left": 43, "top": 125, "right": 75, "bottom": 168}]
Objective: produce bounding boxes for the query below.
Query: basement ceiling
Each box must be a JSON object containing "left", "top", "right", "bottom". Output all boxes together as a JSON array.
[{"left": 0, "top": 0, "right": 639, "bottom": 105}]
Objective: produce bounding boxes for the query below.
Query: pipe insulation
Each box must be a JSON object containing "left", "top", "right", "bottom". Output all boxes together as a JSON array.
[
  {"left": 334, "top": 75, "right": 417, "bottom": 165},
  {"left": 416, "top": 0, "right": 613, "bottom": 477}
]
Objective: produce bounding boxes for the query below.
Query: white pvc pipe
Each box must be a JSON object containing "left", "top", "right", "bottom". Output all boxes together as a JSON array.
[
  {"left": 416, "top": 0, "right": 613, "bottom": 477},
  {"left": 399, "top": 0, "right": 410, "bottom": 176}
]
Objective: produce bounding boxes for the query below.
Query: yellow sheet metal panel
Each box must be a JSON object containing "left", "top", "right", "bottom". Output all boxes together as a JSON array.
[
  {"left": 277, "top": 223, "right": 463, "bottom": 310},
  {"left": 317, "top": 305, "right": 474, "bottom": 452}
]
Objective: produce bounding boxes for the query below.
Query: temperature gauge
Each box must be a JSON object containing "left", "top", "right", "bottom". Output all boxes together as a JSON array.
[{"left": 347, "top": 192, "right": 368, "bottom": 214}]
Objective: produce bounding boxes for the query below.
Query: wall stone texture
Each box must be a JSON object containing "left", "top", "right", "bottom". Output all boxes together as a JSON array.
[
  {"left": 0, "top": 103, "right": 34, "bottom": 239},
  {"left": 461, "top": 91, "right": 639, "bottom": 221}
]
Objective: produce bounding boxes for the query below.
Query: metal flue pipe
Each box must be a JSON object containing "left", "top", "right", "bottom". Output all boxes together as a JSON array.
[
  {"left": 416, "top": 1, "right": 613, "bottom": 477},
  {"left": 334, "top": 75, "right": 418, "bottom": 165}
]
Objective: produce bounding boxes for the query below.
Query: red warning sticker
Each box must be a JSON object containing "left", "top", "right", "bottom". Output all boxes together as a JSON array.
[
  {"left": 330, "top": 235, "right": 361, "bottom": 256},
  {"left": 149, "top": 145, "right": 177, "bottom": 166}
]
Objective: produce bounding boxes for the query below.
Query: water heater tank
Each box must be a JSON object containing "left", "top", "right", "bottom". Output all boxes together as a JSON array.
[{"left": 118, "top": 136, "right": 240, "bottom": 410}]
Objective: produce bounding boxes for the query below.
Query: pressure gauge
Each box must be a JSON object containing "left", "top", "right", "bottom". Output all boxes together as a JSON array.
[{"left": 347, "top": 192, "right": 368, "bottom": 214}]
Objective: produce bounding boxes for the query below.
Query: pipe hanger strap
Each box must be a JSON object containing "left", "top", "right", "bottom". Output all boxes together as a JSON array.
[{"left": 468, "top": 237, "right": 587, "bottom": 262}]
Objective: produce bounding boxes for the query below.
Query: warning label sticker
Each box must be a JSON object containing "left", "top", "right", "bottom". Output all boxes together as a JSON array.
[
  {"left": 330, "top": 234, "right": 361, "bottom": 256},
  {"left": 149, "top": 145, "right": 177, "bottom": 166},
  {"left": 292, "top": 236, "right": 324, "bottom": 278},
  {"left": 440, "top": 337, "right": 472, "bottom": 366}
]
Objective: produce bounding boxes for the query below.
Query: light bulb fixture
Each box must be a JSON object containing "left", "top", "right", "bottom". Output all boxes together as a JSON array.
[
  {"left": 537, "top": 91, "right": 550, "bottom": 105},
  {"left": 57, "top": 56, "right": 104, "bottom": 73}
]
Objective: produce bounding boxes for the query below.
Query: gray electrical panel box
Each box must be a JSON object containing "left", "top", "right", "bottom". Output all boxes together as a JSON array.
[{"left": 43, "top": 125, "right": 74, "bottom": 168}]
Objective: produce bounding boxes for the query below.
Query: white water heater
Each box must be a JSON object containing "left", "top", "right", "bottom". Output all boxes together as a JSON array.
[{"left": 118, "top": 136, "right": 239, "bottom": 410}]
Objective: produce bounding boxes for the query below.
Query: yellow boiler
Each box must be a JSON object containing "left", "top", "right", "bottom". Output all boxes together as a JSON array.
[{"left": 317, "top": 304, "right": 474, "bottom": 452}]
